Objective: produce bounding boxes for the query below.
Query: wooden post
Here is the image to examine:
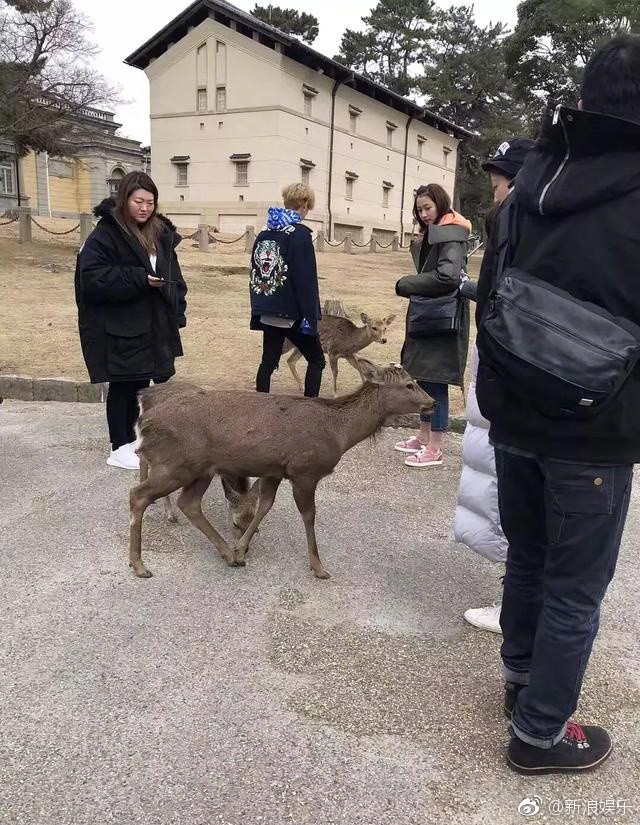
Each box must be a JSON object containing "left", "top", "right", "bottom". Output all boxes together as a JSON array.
[
  {"left": 316, "top": 230, "right": 325, "bottom": 253},
  {"left": 343, "top": 233, "right": 352, "bottom": 254},
  {"left": 79, "top": 214, "right": 93, "bottom": 243},
  {"left": 369, "top": 235, "right": 377, "bottom": 253},
  {"left": 392, "top": 234, "right": 399, "bottom": 252},
  {"left": 18, "top": 207, "right": 32, "bottom": 244},
  {"left": 197, "top": 223, "right": 209, "bottom": 252},
  {"left": 245, "top": 225, "right": 256, "bottom": 252}
]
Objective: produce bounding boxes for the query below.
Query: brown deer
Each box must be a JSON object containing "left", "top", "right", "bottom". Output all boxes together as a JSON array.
[
  {"left": 129, "top": 364, "right": 433, "bottom": 580},
  {"left": 283, "top": 312, "right": 396, "bottom": 396},
  {"left": 137, "top": 381, "right": 260, "bottom": 537}
]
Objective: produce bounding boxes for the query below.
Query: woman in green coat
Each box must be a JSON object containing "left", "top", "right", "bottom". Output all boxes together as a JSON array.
[{"left": 394, "top": 183, "right": 471, "bottom": 467}]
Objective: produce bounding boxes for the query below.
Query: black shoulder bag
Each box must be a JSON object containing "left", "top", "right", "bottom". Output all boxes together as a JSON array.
[{"left": 477, "top": 197, "right": 640, "bottom": 419}]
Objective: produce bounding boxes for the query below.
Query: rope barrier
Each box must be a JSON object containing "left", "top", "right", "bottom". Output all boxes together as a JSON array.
[
  {"left": 212, "top": 231, "right": 247, "bottom": 244},
  {"left": 376, "top": 239, "right": 395, "bottom": 249},
  {"left": 0, "top": 217, "right": 18, "bottom": 226},
  {"left": 31, "top": 217, "right": 80, "bottom": 235},
  {"left": 351, "top": 239, "right": 371, "bottom": 248},
  {"left": 324, "top": 238, "right": 345, "bottom": 247}
]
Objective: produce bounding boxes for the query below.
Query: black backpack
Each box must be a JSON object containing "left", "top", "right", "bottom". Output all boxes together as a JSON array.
[{"left": 477, "top": 195, "right": 640, "bottom": 419}]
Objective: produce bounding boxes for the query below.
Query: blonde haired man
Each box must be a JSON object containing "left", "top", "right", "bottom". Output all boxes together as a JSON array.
[{"left": 249, "top": 184, "right": 325, "bottom": 396}]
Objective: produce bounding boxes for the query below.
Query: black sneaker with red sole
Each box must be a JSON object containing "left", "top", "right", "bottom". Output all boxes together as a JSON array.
[{"left": 507, "top": 722, "right": 613, "bottom": 775}]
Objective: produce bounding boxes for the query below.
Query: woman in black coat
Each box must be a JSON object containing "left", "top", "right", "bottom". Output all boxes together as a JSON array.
[
  {"left": 75, "top": 171, "right": 187, "bottom": 470},
  {"left": 394, "top": 183, "right": 471, "bottom": 468}
]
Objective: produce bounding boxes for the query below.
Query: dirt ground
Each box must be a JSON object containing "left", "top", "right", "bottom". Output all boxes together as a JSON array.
[{"left": 0, "top": 217, "right": 480, "bottom": 415}]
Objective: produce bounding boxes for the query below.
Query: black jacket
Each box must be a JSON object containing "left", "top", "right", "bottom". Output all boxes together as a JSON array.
[
  {"left": 249, "top": 223, "right": 321, "bottom": 333},
  {"left": 395, "top": 222, "right": 470, "bottom": 386},
  {"left": 476, "top": 106, "right": 640, "bottom": 463},
  {"left": 75, "top": 198, "right": 187, "bottom": 383}
]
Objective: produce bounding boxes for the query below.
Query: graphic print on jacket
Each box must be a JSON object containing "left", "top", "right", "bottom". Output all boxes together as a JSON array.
[{"left": 250, "top": 239, "right": 289, "bottom": 296}]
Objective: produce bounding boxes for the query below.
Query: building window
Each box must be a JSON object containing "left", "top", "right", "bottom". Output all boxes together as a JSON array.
[
  {"left": 443, "top": 146, "right": 452, "bottom": 168},
  {"left": 108, "top": 167, "right": 125, "bottom": 197},
  {"left": 302, "top": 83, "right": 318, "bottom": 118},
  {"left": 303, "top": 94, "right": 313, "bottom": 117},
  {"left": 386, "top": 121, "right": 397, "bottom": 149},
  {"left": 348, "top": 105, "right": 361, "bottom": 135},
  {"left": 230, "top": 153, "right": 251, "bottom": 185},
  {"left": 176, "top": 163, "right": 188, "bottom": 186},
  {"left": 0, "top": 161, "right": 15, "bottom": 195},
  {"left": 197, "top": 88, "right": 207, "bottom": 112},
  {"left": 417, "top": 138, "right": 425, "bottom": 159},
  {"left": 382, "top": 181, "right": 393, "bottom": 208},
  {"left": 235, "top": 162, "right": 248, "bottom": 185},
  {"left": 300, "top": 158, "right": 315, "bottom": 187},
  {"left": 345, "top": 171, "right": 358, "bottom": 201},
  {"left": 216, "top": 86, "right": 227, "bottom": 112}
]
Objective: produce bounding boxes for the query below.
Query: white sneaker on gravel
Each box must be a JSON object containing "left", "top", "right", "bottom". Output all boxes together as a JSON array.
[
  {"left": 107, "top": 442, "right": 140, "bottom": 470},
  {"left": 464, "top": 602, "right": 502, "bottom": 634}
]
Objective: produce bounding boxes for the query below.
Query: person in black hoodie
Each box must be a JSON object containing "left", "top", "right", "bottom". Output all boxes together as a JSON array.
[
  {"left": 250, "top": 183, "right": 324, "bottom": 396},
  {"left": 476, "top": 35, "right": 640, "bottom": 775},
  {"left": 75, "top": 171, "right": 187, "bottom": 470}
]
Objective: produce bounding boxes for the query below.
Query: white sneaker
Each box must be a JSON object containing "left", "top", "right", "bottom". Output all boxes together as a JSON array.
[
  {"left": 464, "top": 602, "right": 502, "bottom": 634},
  {"left": 107, "top": 442, "right": 140, "bottom": 470}
]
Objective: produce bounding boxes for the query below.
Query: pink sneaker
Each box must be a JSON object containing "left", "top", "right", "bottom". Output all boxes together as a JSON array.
[
  {"left": 405, "top": 445, "right": 443, "bottom": 467},
  {"left": 394, "top": 435, "right": 426, "bottom": 453}
]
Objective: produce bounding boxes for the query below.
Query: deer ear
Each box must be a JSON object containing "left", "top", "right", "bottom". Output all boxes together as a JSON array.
[
  {"left": 248, "top": 478, "right": 261, "bottom": 500},
  {"left": 221, "top": 477, "right": 241, "bottom": 508},
  {"left": 385, "top": 313, "right": 396, "bottom": 324},
  {"left": 357, "top": 358, "right": 380, "bottom": 383},
  {"left": 360, "top": 312, "right": 370, "bottom": 324}
]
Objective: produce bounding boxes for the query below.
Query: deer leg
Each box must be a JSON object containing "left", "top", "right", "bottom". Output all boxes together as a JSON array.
[
  {"left": 129, "top": 474, "right": 183, "bottom": 578},
  {"left": 329, "top": 355, "right": 339, "bottom": 397},
  {"left": 286, "top": 349, "right": 304, "bottom": 394},
  {"left": 234, "top": 476, "right": 282, "bottom": 565},
  {"left": 291, "top": 478, "right": 330, "bottom": 580},
  {"left": 163, "top": 494, "right": 179, "bottom": 524},
  {"left": 176, "top": 475, "right": 237, "bottom": 567},
  {"left": 139, "top": 455, "right": 149, "bottom": 482}
]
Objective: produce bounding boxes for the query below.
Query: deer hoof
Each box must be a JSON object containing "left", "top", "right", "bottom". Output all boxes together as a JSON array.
[
  {"left": 129, "top": 561, "right": 153, "bottom": 578},
  {"left": 313, "top": 568, "right": 331, "bottom": 580}
]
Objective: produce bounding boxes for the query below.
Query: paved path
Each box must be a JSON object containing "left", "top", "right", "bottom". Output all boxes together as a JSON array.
[{"left": 2, "top": 400, "right": 639, "bottom": 825}]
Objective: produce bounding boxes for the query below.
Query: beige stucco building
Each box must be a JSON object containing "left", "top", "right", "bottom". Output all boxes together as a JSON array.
[
  {"left": 0, "top": 107, "right": 149, "bottom": 217},
  {"left": 126, "top": 0, "right": 470, "bottom": 242}
]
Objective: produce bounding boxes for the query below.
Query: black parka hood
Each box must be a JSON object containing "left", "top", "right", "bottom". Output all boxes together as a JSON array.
[{"left": 515, "top": 106, "right": 640, "bottom": 218}]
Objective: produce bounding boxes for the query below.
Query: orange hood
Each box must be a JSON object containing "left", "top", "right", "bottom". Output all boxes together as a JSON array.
[{"left": 438, "top": 210, "right": 472, "bottom": 232}]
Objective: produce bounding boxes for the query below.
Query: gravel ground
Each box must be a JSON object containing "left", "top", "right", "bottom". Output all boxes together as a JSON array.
[{"left": 2, "top": 399, "right": 639, "bottom": 825}]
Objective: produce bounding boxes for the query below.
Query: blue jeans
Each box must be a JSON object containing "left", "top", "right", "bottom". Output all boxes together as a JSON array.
[
  {"left": 495, "top": 448, "right": 632, "bottom": 748},
  {"left": 418, "top": 381, "right": 449, "bottom": 431}
]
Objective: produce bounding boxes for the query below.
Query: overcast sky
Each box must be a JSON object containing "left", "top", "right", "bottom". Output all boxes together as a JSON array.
[{"left": 73, "top": 0, "right": 520, "bottom": 144}]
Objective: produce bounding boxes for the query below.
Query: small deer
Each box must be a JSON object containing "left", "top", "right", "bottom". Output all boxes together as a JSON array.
[
  {"left": 137, "top": 381, "right": 260, "bottom": 538},
  {"left": 283, "top": 312, "right": 396, "bottom": 396},
  {"left": 129, "top": 365, "right": 433, "bottom": 580}
]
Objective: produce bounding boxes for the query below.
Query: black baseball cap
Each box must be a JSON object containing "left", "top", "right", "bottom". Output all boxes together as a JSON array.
[{"left": 481, "top": 138, "right": 536, "bottom": 178}]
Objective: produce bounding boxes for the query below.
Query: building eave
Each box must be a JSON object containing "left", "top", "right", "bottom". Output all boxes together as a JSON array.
[{"left": 124, "top": 0, "right": 472, "bottom": 141}]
